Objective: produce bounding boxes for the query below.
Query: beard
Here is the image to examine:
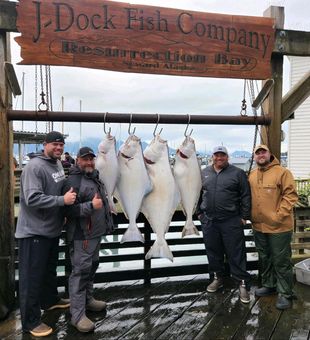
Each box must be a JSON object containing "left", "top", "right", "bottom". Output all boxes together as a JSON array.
[
  {"left": 256, "top": 158, "right": 270, "bottom": 167},
  {"left": 84, "top": 166, "right": 95, "bottom": 174},
  {"left": 46, "top": 150, "right": 61, "bottom": 160}
]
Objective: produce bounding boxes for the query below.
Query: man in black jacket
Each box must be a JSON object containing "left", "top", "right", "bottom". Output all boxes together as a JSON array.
[
  {"left": 62, "top": 147, "right": 114, "bottom": 333},
  {"left": 198, "top": 146, "right": 251, "bottom": 303}
]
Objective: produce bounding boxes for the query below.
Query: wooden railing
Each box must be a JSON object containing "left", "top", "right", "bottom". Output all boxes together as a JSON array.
[
  {"left": 293, "top": 207, "right": 310, "bottom": 258},
  {"left": 13, "top": 170, "right": 310, "bottom": 289},
  {"left": 14, "top": 211, "right": 258, "bottom": 288},
  {"left": 295, "top": 178, "right": 310, "bottom": 193}
]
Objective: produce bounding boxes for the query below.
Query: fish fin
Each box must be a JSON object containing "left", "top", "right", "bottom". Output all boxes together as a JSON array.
[
  {"left": 108, "top": 197, "right": 118, "bottom": 215},
  {"left": 180, "top": 204, "right": 186, "bottom": 217},
  {"left": 120, "top": 224, "right": 144, "bottom": 244},
  {"left": 140, "top": 204, "right": 150, "bottom": 222},
  {"left": 115, "top": 194, "right": 129, "bottom": 220},
  {"left": 145, "top": 239, "right": 173, "bottom": 262},
  {"left": 182, "top": 220, "right": 200, "bottom": 237},
  {"left": 144, "top": 180, "right": 153, "bottom": 196}
]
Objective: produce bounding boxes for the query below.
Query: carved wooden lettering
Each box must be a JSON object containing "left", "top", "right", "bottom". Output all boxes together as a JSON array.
[{"left": 16, "top": 0, "right": 275, "bottom": 79}]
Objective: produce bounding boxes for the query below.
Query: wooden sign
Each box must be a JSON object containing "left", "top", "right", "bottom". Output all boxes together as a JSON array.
[{"left": 15, "top": 0, "right": 275, "bottom": 79}]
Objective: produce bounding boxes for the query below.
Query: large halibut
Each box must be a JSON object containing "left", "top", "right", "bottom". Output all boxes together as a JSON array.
[
  {"left": 174, "top": 136, "right": 202, "bottom": 237},
  {"left": 117, "top": 134, "right": 153, "bottom": 243},
  {"left": 95, "top": 133, "right": 120, "bottom": 214},
  {"left": 141, "top": 134, "right": 180, "bottom": 262}
]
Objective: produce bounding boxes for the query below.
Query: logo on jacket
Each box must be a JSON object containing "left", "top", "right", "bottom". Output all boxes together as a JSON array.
[{"left": 52, "top": 169, "right": 65, "bottom": 183}]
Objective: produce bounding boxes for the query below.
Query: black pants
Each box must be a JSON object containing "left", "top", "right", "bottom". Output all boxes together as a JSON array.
[
  {"left": 201, "top": 216, "right": 251, "bottom": 287},
  {"left": 18, "top": 236, "right": 60, "bottom": 331}
]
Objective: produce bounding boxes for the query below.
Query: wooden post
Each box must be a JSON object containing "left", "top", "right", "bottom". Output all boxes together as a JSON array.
[
  {"left": 144, "top": 221, "right": 152, "bottom": 286},
  {"left": 0, "top": 29, "right": 15, "bottom": 318},
  {"left": 262, "top": 6, "right": 285, "bottom": 160}
]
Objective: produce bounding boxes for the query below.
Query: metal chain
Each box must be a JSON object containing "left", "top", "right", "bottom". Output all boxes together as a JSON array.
[
  {"left": 38, "top": 65, "right": 48, "bottom": 115},
  {"left": 34, "top": 66, "right": 38, "bottom": 134},
  {"left": 47, "top": 66, "right": 53, "bottom": 131},
  {"left": 44, "top": 66, "right": 50, "bottom": 132},
  {"left": 45, "top": 66, "right": 49, "bottom": 108},
  {"left": 240, "top": 79, "right": 247, "bottom": 116},
  {"left": 247, "top": 79, "right": 259, "bottom": 175},
  {"left": 48, "top": 66, "right": 53, "bottom": 112}
]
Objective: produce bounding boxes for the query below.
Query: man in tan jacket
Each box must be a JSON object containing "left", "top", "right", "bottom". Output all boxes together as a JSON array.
[{"left": 249, "top": 144, "right": 298, "bottom": 310}]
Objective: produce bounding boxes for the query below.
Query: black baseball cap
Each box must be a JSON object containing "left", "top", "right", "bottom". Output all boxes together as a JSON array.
[
  {"left": 44, "top": 131, "right": 65, "bottom": 144},
  {"left": 77, "top": 147, "right": 96, "bottom": 158}
]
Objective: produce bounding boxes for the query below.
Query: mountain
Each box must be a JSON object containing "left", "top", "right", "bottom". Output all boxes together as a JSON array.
[
  {"left": 231, "top": 150, "right": 251, "bottom": 158},
  {"left": 14, "top": 137, "right": 176, "bottom": 157}
]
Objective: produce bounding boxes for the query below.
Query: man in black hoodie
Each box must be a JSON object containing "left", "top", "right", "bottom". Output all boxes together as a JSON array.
[{"left": 62, "top": 146, "right": 114, "bottom": 333}]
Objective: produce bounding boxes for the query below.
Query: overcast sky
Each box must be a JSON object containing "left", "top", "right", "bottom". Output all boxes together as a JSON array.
[{"left": 11, "top": 0, "right": 310, "bottom": 154}]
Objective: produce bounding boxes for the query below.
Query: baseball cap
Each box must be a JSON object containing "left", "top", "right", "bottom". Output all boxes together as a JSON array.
[
  {"left": 254, "top": 144, "right": 270, "bottom": 154},
  {"left": 212, "top": 146, "right": 228, "bottom": 155},
  {"left": 77, "top": 146, "right": 96, "bottom": 158},
  {"left": 44, "top": 131, "right": 65, "bottom": 144}
]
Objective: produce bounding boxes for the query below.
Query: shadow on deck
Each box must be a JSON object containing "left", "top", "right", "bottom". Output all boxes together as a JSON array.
[{"left": 0, "top": 275, "right": 309, "bottom": 340}]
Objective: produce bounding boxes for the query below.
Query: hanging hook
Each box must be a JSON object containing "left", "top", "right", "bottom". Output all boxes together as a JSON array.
[
  {"left": 153, "top": 114, "right": 163, "bottom": 137},
  {"left": 103, "top": 112, "right": 112, "bottom": 135},
  {"left": 38, "top": 91, "right": 48, "bottom": 112},
  {"left": 184, "top": 114, "right": 193, "bottom": 137},
  {"left": 240, "top": 79, "right": 247, "bottom": 116},
  {"left": 128, "top": 113, "right": 136, "bottom": 135}
]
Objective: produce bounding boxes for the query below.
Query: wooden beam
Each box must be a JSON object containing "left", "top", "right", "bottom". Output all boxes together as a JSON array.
[
  {"left": 281, "top": 70, "right": 310, "bottom": 123},
  {"left": 1, "top": 1, "right": 310, "bottom": 57},
  {"left": 252, "top": 79, "right": 274, "bottom": 109},
  {"left": 4, "top": 62, "right": 21, "bottom": 96},
  {"left": 0, "top": 28, "right": 15, "bottom": 318},
  {"left": 261, "top": 6, "right": 284, "bottom": 159},
  {"left": 0, "top": 0, "right": 17, "bottom": 32},
  {"left": 274, "top": 29, "right": 310, "bottom": 56}
]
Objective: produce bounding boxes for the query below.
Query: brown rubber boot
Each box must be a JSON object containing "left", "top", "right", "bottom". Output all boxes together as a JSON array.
[{"left": 72, "top": 315, "right": 95, "bottom": 333}]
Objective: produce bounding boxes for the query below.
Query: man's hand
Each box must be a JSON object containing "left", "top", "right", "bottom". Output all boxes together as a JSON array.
[
  {"left": 64, "top": 187, "right": 77, "bottom": 205},
  {"left": 92, "top": 193, "right": 103, "bottom": 210},
  {"left": 241, "top": 218, "right": 246, "bottom": 225}
]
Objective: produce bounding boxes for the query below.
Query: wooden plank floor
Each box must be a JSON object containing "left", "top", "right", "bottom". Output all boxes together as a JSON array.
[{"left": 0, "top": 275, "right": 309, "bottom": 340}]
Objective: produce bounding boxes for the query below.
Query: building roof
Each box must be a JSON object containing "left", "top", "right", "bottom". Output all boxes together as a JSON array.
[{"left": 13, "top": 130, "right": 67, "bottom": 144}]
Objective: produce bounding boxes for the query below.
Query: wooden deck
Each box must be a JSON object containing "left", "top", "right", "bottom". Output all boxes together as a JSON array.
[{"left": 1, "top": 274, "right": 309, "bottom": 340}]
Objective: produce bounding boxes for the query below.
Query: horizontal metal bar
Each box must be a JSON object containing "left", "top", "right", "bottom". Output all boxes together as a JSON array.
[{"left": 7, "top": 110, "right": 271, "bottom": 125}]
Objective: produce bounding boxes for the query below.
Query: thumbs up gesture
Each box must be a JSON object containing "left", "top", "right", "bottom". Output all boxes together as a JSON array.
[
  {"left": 64, "top": 187, "right": 77, "bottom": 205},
  {"left": 92, "top": 193, "right": 103, "bottom": 210}
]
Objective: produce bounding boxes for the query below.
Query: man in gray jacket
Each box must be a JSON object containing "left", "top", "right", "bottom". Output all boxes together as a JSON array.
[
  {"left": 62, "top": 146, "right": 114, "bottom": 333},
  {"left": 15, "top": 131, "right": 77, "bottom": 337}
]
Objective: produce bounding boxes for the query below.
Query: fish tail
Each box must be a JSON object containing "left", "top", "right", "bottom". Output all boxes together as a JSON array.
[
  {"left": 182, "top": 220, "right": 200, "bottom": 238},
  {"left": 120, "top": 224, "right": 144, "bottom": 244},
  {"left": 145, "top": 239, "right": 173, "bottom": 262}
]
